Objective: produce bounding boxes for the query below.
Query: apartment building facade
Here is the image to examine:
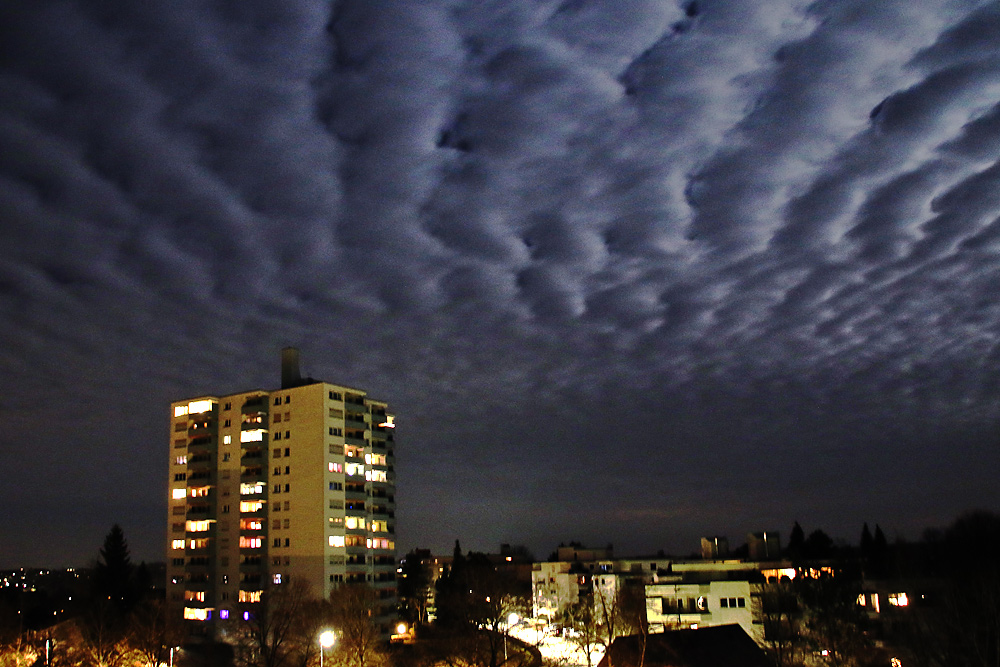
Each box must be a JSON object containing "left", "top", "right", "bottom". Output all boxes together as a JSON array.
[{"left": 166, "top": 350, "right": 397, "bottom": 638}]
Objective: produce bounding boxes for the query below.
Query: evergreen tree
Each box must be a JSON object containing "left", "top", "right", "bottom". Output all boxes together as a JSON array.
[
  {"left": 95, "top": 524, "right": 135, "bottom": 613},
  {"left": 871, "top": 524, "right": 889, "bottom": 578},
  {"left": 787, "top": 521, "right": 805, "bottom": 560},
  {"left": 860, "top": 522, "right": 875, "bottom": 577}
]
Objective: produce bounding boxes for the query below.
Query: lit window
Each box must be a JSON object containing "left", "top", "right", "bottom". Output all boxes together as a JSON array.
[
  {"left": 239, "top": 590, "right": 263, "bottom": 603},
  {"left": 174, "top": 406, "right": 189, "bottom": 417},
  {"left": 184, "top": 591, "right": 206, "bottom": 602},
  {"left": 273, "top": 574, "right": 282, "bottom": 584},
  {"left": 223, "top": 435, "right": 231, "bottom": 445},
  {"left": 190, "top": 486, "right": 211, "bottom": 498},
  {"left": 240, "top": 483, "right": 264, "bottom": 495},
  {"left": 219, "top": 609, "right": 229, "bottom": 620},
  {"left": 175, "top": 456, "right": 187, "bottom": 465},
  {"left": 172, "top": 488, "right": 187, "bottom": 500},
  {"left": 240, "top": 501, "right": 264, "bottom": 513},
  {"left": 329, "top": 462, "right": 343, "bottom": 473},
  {"left": 888, "top": 593, "right": 909, "bottom": 607},
  {"left": 186, "top": 520, "right": 212, "bottom": 532},
  {"left": 241, "top": 430, "right": 265, "bottom": 443},
  {"left": 329, "top": 536, "right": 345, "bottom": 547},
  {"left": 366, "top": 470, "right": 387, "bottom": 482},
  {"left": 183, "top": 607, "right": 209, "bottom": 621},
  {"left": 345, "top": 517, "right": 365, "bottom": 530},
  {"left": 346, "top": 463, "right": 364, "bottom": 476},
  {"left": 172, "top": 540, "right": 185, "bottom": 550},
  {"left": 188, "top": 400, "right": 213, "bottom": 414},
  {"left": 239, "top": 537, "right": 262, "bottom": 549}
]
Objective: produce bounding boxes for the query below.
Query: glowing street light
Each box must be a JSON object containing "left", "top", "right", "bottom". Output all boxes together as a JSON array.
[{"left": 319, "top": 631, "right": 336, "bottom": 667}]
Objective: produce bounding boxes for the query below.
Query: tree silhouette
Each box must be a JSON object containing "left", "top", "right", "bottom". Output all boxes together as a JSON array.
[
  {"left": 95, "top": 524, "right": 134, "bottom": 613},
  {"left": 786, "top": 522, "right": 805, "bottom": 561}
]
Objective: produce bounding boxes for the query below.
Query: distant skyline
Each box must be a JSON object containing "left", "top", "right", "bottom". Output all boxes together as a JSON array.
[{"left": 3, "top": 0, "right": 1000, "bottom": 568}]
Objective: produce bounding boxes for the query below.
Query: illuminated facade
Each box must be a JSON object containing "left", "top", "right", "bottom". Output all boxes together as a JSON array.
[{"left": 166, "top": 349, "right": 397, "bottom": 638}]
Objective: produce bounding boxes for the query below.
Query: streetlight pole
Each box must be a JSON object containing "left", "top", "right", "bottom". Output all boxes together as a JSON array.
[{"left": 319, "top": 630, "right": 335, "bottom": 667}]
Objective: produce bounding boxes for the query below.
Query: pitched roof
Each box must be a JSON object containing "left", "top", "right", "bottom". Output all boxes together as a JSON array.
[{"left": 597, "top": 624, "right": 771, "bottom": 667}]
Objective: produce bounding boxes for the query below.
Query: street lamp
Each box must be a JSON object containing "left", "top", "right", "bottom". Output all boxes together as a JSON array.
[{"left": 319, "top": 630, "right": 335, "bottom": 667}]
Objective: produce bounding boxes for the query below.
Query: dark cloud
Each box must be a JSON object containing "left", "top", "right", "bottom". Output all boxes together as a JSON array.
[{"left": 2, "top": 0, "right": 1000, "bottom": 566}]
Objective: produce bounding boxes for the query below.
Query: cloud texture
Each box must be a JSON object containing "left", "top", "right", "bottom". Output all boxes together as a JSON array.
[{"left": 2, "top": 0, "right": 1000, "bottom": 564}]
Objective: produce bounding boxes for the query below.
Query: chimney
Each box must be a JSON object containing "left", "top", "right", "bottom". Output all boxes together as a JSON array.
[{"left": 281, "top": 347, "right": 301, "bottom": 389}]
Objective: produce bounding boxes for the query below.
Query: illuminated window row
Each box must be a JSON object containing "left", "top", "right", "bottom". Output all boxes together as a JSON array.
[
  {"left": 183, "top": 607, "right": 211, "bottom": 621},
  {"left": 240, "top": 537, "right": 262, "bottom": 549},
  {"left": 239, "top": 590, "right": 262, "bottom": 603},
  {"left": 366, "top": 470, "right": 387, "bottom": 483},
  {"left": 175, "top": 400, "right": 215, "bottom": 418},
  {"left": 240, "top": 482, "right": 264, "bottom": 495},
  {"left": 241, "top": 429, "right": 266, "bottom": 443},
  {"left": 186, "top": 520, "right": 213, "bottom": 532},
  {"left": 368, "top": 538, "right": 394, "bottom": 550},
  {"left": 184, "top": 591, "right": 206, "bottom": 602},
  {"left": 240, "top": 501, "right": 264, "bottom": 513}
]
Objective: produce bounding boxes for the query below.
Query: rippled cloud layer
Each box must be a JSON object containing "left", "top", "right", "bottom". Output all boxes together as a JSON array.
[{"left": 2, "top": 0, "right": 1000, "bottom": 564}]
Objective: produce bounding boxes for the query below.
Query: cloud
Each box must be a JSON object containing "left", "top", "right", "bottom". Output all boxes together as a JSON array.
[{"left": 2, "top": 0, "right": 1000, "bottom": 564}]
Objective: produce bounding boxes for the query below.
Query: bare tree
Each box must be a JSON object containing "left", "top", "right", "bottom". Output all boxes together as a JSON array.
[
  {"left": 562, "top": 596, "right": 602, "bottom": 667},
  {"left": 327, "top": 584, "right": 386, "bottom": 667},
  {"left": 235, "top": 578, "right": 320, "bottom": 667},
  {"left": 127, "top": 598, "right": 186, "bottom": 667},
  {"left": 758, "top": 581, "right": 802, "bottom": 667},
  {"left": 79, "top": 598, "right": 131, "bottom": 667}
]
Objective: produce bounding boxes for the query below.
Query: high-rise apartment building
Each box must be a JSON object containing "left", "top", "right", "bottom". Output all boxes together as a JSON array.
[{"left": 166, "top": 349, "right": 397, "bottom": 639}]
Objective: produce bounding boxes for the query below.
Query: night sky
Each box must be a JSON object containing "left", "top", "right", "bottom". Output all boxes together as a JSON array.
[{"left": 3, "top": 0, "right": 1000, "bottom": 568}]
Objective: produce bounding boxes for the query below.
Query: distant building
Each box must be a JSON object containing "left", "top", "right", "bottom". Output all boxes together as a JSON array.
[
  {"left": 646, "top": 578, "right": 759, "bottom": 643},
  {"left": 166, "top": 349, "right": 397, "bottom": 639},
  {"left": 701, "top": 536, "right": 729, "bottom": 559},
  {"left": 747, "top": 531, "right": 781, "bottom": 560}
]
